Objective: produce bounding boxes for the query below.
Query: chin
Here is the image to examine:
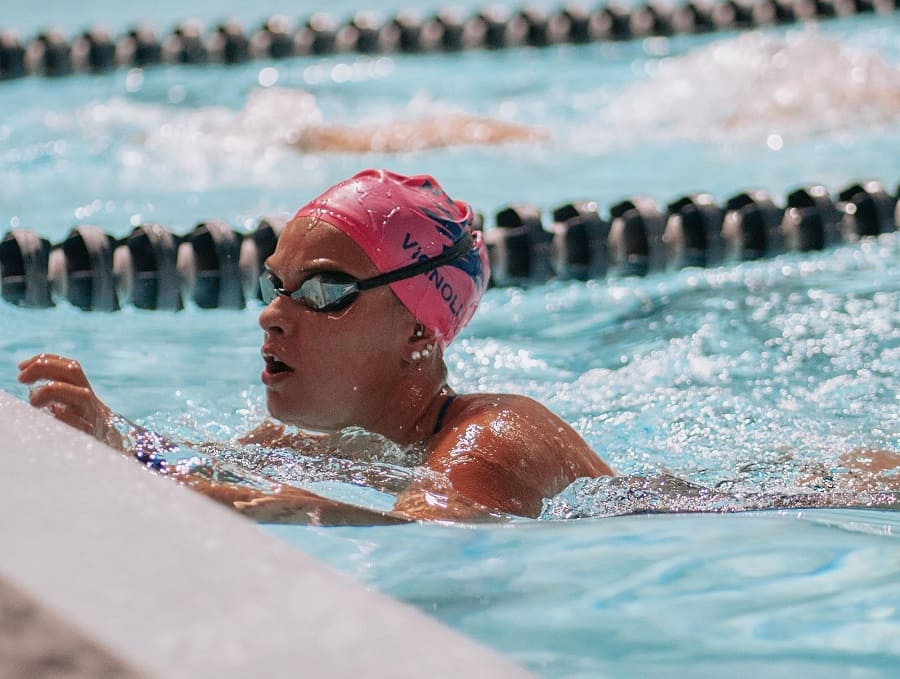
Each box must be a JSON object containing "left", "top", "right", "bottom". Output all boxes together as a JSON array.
[
  {"left": 265, "top": 393, "right": 335, "bottom": 432},
  {"left": 265, "top": 391, "right": 296, "bottom": 423}
]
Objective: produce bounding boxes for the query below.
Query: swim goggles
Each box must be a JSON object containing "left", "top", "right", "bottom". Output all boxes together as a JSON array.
[{"left": 259, "top": 233, "right": 474, "bottom": 312}]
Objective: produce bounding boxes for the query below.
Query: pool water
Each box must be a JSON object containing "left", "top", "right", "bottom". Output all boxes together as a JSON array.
[{"left": 2, "top": 2, "right": 899, "bottom": 676}]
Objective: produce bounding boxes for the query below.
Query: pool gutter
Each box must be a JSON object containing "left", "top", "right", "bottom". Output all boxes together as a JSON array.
[{"left": 0, "top": 389, "right": 532, "bottom": 679}]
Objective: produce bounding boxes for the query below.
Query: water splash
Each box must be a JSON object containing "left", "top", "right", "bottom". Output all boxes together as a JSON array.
[
  {"left": 541, "top": 474, "right": 899, "bottom": 520},
  {"left": 582, "top": 26, "right": 900, "bottom": 150}
]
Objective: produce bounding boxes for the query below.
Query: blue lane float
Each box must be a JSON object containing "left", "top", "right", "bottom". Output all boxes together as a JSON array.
[
  {"left": 2, "top": 0, "right": 899, "bottom": 80},
  {"left": 1, "top": 180, "right": 897, "bottom": 310}
]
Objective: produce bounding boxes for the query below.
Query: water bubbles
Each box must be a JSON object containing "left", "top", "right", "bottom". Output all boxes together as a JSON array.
[
  {"left": 167, "top": 85, "right": 186, "bottom": 104},
  {"left": 257, "top": 67, "right": 278, "bottom": 88},
  {"left": 373, "top": 57, "right": 394, "bottom": 78},
  {"left": 73, "top": 198, "right": 103, "bottom": 221},
  {"left": 302, "top": 63, "right": 324, "bottom": 85},
  {"left": 642, "top": 37, "right": 670, "bottom": 57},
  {"left": 88, "top": 104, "right": 110, "bottom": 124},
  {"left": 124, "top": 68, "right": 144, "bottom": 93},
  {"left": 331, "top": 63, "right": 353, "bottom": 83}
]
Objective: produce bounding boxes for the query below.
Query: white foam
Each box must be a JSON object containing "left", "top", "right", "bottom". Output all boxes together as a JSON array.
[{"left": 582, "top": 26, "right": 900, "bottom": 149}]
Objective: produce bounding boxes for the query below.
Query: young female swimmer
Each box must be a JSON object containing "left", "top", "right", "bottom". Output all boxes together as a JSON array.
[{"left": 18, "top": 169, "right": 615, "bottom": 525}]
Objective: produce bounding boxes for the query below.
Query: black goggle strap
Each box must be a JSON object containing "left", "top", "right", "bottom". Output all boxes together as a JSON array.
[{"left": 355, "top": 233, "right": 474, "bottom": 292}]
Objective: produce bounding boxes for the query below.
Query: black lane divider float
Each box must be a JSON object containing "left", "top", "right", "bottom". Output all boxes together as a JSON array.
[
  {"left": 2, "top": 0, "right": 899, "bottom": 80},
  {"left": 1, "top": 180, "right": 897, "bottom": 311}
]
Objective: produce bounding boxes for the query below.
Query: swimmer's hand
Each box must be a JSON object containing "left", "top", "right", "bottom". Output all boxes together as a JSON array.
[{"left": 17, "top": 353, "right": 121, "bottom": 448}]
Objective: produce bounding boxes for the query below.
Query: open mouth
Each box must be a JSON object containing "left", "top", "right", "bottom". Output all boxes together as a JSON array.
[{"left": 262, "top": 351, "right": 292, "bottom": 374}]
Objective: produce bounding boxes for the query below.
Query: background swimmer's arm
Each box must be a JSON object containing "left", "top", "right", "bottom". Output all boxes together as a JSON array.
[{"left": 291, "top": 115, "right": 546, "bottom": 154}]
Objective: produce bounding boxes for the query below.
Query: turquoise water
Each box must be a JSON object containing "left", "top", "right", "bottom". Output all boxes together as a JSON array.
[{"left": 2, "top": 2, "right": 900, "bottom": 676}]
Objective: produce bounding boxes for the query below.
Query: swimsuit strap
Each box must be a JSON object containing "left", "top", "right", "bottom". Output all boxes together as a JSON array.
[{"left": 432, "top": 394, "right": 458, "bottom": 435}]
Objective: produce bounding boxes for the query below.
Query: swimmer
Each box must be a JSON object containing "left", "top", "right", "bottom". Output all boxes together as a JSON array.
[
  {"left": 17, "top": 169, "right": 613, "bottom": 525},
  {"left": 290, "top": 114, "right": 547, "bottom": 153},
  {"left": 250, "top": 88, "right": 546, "bottom": 153}
]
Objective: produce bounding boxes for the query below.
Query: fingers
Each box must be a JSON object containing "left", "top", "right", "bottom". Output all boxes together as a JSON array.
[
  {"left": 27, "top": 380, "right": 107, "bottom": 438},
  {"left": 28, "top": 379, "right": 90, "bottom": 409},
  {"left": 18, "top": 354, "right": 92, "bottom": 390}
]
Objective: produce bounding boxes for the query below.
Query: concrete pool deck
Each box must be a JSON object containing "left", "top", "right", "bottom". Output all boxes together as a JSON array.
[{"left": 0, "top": 390, "right": 532, "bottom": 679}]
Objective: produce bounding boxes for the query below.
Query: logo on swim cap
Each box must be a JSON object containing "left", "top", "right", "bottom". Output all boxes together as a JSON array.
[
  {"left": 293, "top": 169, "right": 490, "bottom": 348},
  {"left": 420, "top": 206, "right": 486, "bottom": 287}
]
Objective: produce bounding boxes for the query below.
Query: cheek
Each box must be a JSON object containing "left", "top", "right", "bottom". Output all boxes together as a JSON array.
[
  {"left": 294, "top": 316, "right": 399, "bottom": 381},
  {"left": 284, "top": 293, "right": 408, "bottom": 381}
]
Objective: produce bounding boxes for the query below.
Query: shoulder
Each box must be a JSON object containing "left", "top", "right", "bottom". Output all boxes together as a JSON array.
[
  {"left": 424, "top": 393, "right": 613, "bottom": 517},
  {"left": 439, "top": 393, "right": 591, "bottom": 450}
]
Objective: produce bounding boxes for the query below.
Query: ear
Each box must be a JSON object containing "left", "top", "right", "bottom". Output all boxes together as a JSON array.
[{"left": 406, "top": 323, "right": 439, "bottom": 362}]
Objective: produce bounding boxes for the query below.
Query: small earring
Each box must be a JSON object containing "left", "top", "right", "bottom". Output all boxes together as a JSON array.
[
  {"left": 421, "top": 349, "right": 430, "bottom": 358},
  {"left": 414, "top": 326, "right": 423, "bottom": 338},
  {"left": 411, "top": 351, "right": 422, "bottom": 361}
]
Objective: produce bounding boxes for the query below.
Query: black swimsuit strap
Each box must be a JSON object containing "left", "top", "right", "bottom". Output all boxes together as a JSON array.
[{"left": 432, "top": 394, "right": 458, "bottom": 435}]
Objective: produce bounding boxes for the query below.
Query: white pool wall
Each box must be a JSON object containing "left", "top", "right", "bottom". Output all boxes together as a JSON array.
[{"left": 0, "top": 389, "right": 532, "bottom": 679}]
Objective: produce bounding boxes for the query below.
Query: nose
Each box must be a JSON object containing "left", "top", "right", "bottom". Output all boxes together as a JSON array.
[{"left": 258, "top": 296, "right": 290, "bottom": 336}]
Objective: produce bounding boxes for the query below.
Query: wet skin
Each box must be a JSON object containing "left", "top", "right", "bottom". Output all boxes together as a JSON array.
[{"left": 17, "top": 216, "right": 613, "bottom": 524}]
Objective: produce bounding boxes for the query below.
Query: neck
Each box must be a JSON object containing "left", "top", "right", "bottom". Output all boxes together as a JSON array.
[{"left": 364, "top": 361, "right": 453, "bottom": 445}]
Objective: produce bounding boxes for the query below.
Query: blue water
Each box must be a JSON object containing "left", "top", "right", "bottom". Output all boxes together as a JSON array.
[{"left": 1, "top": 2, "right": 899, "bottom": 677}]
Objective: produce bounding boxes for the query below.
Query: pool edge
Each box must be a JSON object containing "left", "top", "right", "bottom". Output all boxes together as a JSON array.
[{"left": 0, "top": 389, "right": 532, "bottom": 679}]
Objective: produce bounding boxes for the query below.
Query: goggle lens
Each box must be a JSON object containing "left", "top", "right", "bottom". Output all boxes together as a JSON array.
[{"left": 259, "top": 270, "right": 359, "bottom": 312}]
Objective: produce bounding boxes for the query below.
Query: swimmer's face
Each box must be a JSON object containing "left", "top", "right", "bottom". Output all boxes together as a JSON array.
[{"left": 258, "top": 216, "right": 413, "bottom": 431}]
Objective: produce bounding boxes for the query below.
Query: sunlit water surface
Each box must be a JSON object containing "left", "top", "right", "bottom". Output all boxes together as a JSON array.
[{"left": 1, "top": 2, "right": 899, "bottom": 677}]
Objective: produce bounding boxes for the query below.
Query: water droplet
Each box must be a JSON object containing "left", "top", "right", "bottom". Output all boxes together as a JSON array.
[
  {"left": 258, "top": 67, "right": 278, "bottom": 88},
  {"left": 124, "top": 68, "right": 144, "bottom": 93}
]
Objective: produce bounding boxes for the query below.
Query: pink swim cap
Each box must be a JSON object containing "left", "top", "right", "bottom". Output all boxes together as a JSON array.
[{"left": 293, "top": 169, "right": 490, "bottom": 348}]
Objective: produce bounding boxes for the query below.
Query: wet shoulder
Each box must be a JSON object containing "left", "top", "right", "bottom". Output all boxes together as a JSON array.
[
  {"left": 448, "top": 392, "right": 544, "bottom": 420},
  {"left": 429, "top": 392, "right": 611, "bottom": 478}
]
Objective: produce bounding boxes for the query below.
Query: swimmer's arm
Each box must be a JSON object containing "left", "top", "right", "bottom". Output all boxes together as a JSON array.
[
  {"left": 179, "top": 477, "right": 411, "bottom": 526},
  {"left": 174, "top": 464, "right": 503, "bottom": 524},
  {"left": 797, "top": 449, "right": 900, "bottom": 493},
  {"left": 237, "top": 419, "right": 326, "bottom": 451}
]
